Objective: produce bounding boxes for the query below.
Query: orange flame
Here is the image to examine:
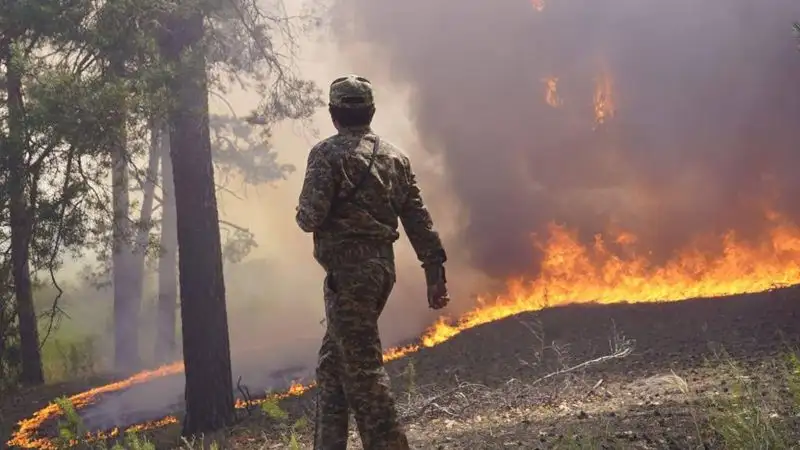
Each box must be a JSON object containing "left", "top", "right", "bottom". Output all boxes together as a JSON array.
[
  {"left": 593, "top": 70, "right": 615, "bottom": 128},
  {"left": 416, "top": 220, "right": 800, "bottom": 352},
  {"left": 6, "top": 362, "right": 183, "bottom": 449},
  {"left": 542, "top": 77, "right": 563, "bottom": 108},
  {"left": 9, "top": 216, "right": 800, "bottom": 448}
]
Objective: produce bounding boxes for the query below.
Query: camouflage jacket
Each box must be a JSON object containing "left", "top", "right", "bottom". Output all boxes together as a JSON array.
[{"left": 295, "top": 126, "right": 447, "bottom": 270}]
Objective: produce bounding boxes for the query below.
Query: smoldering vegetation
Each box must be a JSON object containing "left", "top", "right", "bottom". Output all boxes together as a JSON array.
[{"left": 330, "top": 0, "right": 800, "bottom": 278}]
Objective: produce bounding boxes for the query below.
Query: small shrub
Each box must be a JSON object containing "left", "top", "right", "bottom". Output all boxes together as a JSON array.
[
  {"left": 54, "top": 396, "right": 85, "bottom": 447},
  {"left": 785, "top": 353, "right": 800, "bottom": 412},
  {"left": 705, "top": 359, "right": 792, "bottom": 450},
  {"left": 259, "top": 394, "right": 306, "bottom": 449},
  {"left": 113, "top": 432, "right": 156, "bottom": 450},
  {"left": 260, "top": 397, "right": 289, "bottom": 421}
]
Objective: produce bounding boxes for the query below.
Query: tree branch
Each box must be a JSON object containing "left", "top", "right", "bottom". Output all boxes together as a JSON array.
[{"left": 38, "top": 146, "right": 77, "bottom": 348}]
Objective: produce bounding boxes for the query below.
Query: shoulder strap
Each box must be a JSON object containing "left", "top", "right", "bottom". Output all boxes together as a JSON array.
[{"left": 328, "top": 135, "right": 381, "bottom": 216}]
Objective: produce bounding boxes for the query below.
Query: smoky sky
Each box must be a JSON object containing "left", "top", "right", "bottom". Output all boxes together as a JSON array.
[{"left": 329, "top": 0, "right": 800, "bottom": 278}]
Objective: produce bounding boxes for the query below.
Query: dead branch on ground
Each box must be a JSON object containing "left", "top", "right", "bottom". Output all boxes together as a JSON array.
[
  {"left": 399, "top": 319, "right": 635, "bottom": 423},
  {"left": 399, "top": 379, "right": 490, "bottom": 421},
  {"left": 236, "top": 375, "right": 256, "bottom": 417},
  {"left": 517, "top": 318, "right": 634, "bottom": 402}
]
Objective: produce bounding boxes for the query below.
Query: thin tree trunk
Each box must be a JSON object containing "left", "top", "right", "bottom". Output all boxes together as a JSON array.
[
  {"left": 110, "top": 57, "right": 140, "bottom": 374},
  {"left": 155, "top": 124, "right": 178, "bottom": 365},
  {"left": 160, "top": 8, "right": 235, "bottom": 435},
  {"left": 4, "top": 44, "right": 44, "bottom": 385},
  {"left": 130, "top": 123, "right": 161, "bottom": 319}
]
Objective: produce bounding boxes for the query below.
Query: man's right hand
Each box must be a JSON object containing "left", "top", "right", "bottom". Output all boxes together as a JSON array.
[
  {"left": 424, "top": 264, "right": 450, "bottom": 310},
  {"left": 428, "top": 281, "right": 449, "bottom": 310}
]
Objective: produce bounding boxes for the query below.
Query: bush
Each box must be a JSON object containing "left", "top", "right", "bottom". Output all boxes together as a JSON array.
[
  {"left": 260, "top": 395, "right": 306, "bottom": 450},
  {"left": 703, "top": 353, "right": 800, "bottom": 449}
]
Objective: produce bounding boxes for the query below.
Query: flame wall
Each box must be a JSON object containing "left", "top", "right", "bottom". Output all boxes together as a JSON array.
[{"left": 329, "top": 0, "right": 800, "bottom": 278}]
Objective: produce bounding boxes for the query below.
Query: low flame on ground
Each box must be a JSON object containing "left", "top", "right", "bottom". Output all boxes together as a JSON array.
[
  {"left": 6, "top": 363, "right": 183, "bottom": 449},
  {"left": 9, "top": 216, "right": 800, "bottom": 448}
]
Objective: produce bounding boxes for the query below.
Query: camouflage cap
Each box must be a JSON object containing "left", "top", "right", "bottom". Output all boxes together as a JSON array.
[{"left": 329, "top": 75, "right": 375, "bottom": 108}]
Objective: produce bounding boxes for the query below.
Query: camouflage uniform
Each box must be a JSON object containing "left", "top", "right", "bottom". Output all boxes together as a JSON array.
[{"left": 296, "top": 75, "right": 447, "bottom": 449}]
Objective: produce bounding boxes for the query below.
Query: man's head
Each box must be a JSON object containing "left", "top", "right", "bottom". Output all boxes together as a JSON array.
[{"left": 328, "top": 75, "right": 376, "bottom": 129}]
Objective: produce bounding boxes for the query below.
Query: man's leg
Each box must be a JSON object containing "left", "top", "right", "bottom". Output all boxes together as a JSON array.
[
  {"left": 314, "top": 274, "right": 350, "bottom": 450},
  {"left": 326, "top": 260, "right": 410, "bottom": 449}
]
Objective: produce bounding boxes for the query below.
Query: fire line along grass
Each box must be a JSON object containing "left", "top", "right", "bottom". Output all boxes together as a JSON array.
[{"left": 8, "top": 219, "right": 800, "bottom": 448}]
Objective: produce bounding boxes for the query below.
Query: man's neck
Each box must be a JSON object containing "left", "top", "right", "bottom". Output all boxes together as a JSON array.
[{"left": 336, "top": 125, "right": 372, "bottom": 136}]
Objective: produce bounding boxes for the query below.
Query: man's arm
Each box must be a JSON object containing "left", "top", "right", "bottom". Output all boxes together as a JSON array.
[
  {"left": 399, "top": 157, "right": 447, "bottom": 267},
  {"left": 296, "top": 145, "right": 335, "bottom": 232}
]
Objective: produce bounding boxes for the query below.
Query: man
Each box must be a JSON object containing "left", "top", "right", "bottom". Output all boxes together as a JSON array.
[{"left": 296, "top": 74, "right": 450, "bottom": 449}]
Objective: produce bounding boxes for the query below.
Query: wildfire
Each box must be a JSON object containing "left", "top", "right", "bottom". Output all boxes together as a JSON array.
[
  {"left": 9, "top": 216, "right": 800, "bottom": 449},
  {"left": 542, "top": 77, "right": 563, "bottom": 108},
  {"left": 531, "top": 0, "right": 545, "bottom": 12},
  {"left": 416, "top": 220, "right": 800, "bottom": 352},
  {"left": 593, "top": 71, "right": 615, "bottom": 128},
  {"left": 6, "top": 362, "right": 184, "bottom": 449}
]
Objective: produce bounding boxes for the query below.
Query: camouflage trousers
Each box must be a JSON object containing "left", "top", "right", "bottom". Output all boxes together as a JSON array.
[{"left": 313, "top": 258, "right": 410, "bottom": 450}]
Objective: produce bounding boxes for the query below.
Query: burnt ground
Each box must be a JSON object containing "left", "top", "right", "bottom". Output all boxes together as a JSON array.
[{"left": 3, "top": 287, "right": 800, "bottom": 449}]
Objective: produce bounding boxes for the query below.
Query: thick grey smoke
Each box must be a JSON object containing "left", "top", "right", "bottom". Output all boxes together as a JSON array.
[{"left": 330, "top": 0, "right": 800, "bottom": 278}]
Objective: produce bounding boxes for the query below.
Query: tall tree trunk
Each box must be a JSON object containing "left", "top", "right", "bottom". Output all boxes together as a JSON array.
[
  {"left": 110, "top": 57, "right": 140, "bottom": 374},
  {"left": 160, "top": 8, "right": 235, "bottom": 434},
  {"left": 130, "top": 123, "right": 161, "bottom": 319},
  {"left": 155, "top": 124, "right": 178, "bottom": 365},
  {"left": 4, "top": 44, "right": 44, "bottom": 385}
]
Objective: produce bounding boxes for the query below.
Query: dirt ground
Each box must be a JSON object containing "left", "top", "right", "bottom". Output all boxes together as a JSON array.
[{"left": 3, "top": 286, "right": 800, "bottom": 449}]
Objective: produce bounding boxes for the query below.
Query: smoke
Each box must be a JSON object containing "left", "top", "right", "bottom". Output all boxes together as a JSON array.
[
  {"left": 215, "top": 40, "right": 491, "bottom": 385},
  {"left": 328, "top": 0, "right": 800, "bottom": 278}
]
